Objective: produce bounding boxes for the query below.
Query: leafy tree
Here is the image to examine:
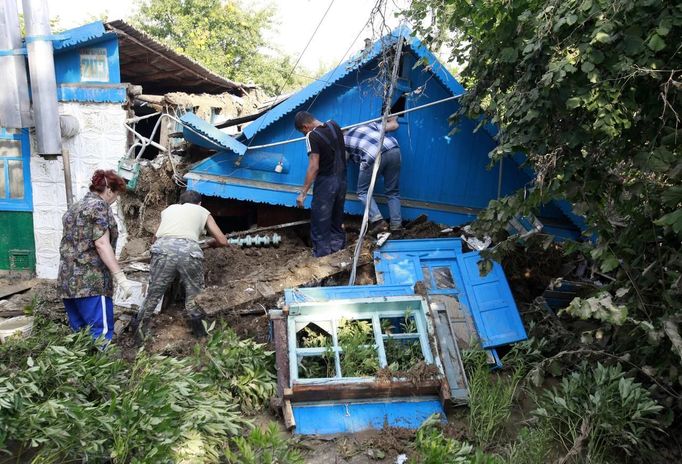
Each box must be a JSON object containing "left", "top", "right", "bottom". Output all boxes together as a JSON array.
[
  {"left": 133, "top": 0, "right": 307, "bottom": 94},
  {"left": 402, "top": 0, "right": 680, "bottom": 389}
]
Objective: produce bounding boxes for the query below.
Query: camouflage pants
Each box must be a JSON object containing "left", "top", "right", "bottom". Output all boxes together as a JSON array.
[{"left": 137, "top": 237, "right": 205, "bottom": 324}]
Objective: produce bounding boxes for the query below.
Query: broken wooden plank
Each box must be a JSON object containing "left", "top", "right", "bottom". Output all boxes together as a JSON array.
[
  {"left": 282, "top": 400, "right": 296, "bottom": 431},
  {"left": 286, "top": 379, "right": 442, "bottom": 402},
  {"left": 0, "top": 282, "right": 33, "bottom": 300},
  {"left": 270, "top": 310, "right": 290, "bottom": 398},
  {"left": 430, "top": 300, "right": 469, "bottom": 403}
]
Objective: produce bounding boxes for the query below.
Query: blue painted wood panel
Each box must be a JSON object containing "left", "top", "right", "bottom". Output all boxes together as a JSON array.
[
  {"left": 374, "top": 238, "right": 527, "bottom": 348},
  {"left": 293, "top": 399, "right": 444, "bottom": 435}
]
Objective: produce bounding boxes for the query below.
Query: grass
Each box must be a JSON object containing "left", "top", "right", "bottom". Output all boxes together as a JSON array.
[{"left": 464, "top": 349, "right": 524, "bottom": 446}]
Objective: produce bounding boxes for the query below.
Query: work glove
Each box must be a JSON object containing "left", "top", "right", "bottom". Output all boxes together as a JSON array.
[{"left": 113, "top": 270, "right": 134, "bottom": 300}]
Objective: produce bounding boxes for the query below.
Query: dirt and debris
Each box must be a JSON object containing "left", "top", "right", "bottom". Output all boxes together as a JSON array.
[
  {"left": 195, "top": 239, "right": 374, "bottom": 316},
  {"left": 119, "top": 158, "right": 181, "bottom": 248},
  {"left": 375, "top": 361, "right": 442, "bottom": 385}
]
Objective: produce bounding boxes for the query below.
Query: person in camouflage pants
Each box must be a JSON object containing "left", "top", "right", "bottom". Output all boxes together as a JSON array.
[{"left": 132, "top": 190, "right": 228, "bottom": 342}]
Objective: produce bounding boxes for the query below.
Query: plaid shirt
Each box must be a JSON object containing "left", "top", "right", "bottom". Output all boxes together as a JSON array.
[{"left": 344, "top": 122, "right": 399, "bottom": 164}]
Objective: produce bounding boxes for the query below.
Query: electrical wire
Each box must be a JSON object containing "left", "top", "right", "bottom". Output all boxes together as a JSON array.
[{"left": 239, "top": 0, "right": 337, "bottom": 155}]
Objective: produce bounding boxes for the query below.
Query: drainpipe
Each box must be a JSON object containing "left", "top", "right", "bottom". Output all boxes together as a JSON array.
[
  {"left": 22, "top": 0, "right": 61, "bottom": 155},
  {"left": 0, "top": 0, "right": 31, "bottom": 128}
]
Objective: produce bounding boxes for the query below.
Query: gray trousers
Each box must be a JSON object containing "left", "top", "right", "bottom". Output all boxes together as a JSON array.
[{"left": 137, "top": 237, "right": 204, "bottom": 324}]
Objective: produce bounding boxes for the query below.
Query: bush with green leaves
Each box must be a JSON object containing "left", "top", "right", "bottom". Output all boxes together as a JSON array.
[
  {"left": 192, "top": 323, "right": 276, "bottom": 412},
  {"left": 0, "top": 316, "right": 272, "bottom": 463},
  {"left": 534, "top": 362, "right": 664, "bottom": 463},
  {"left": 224, "top": 422, "right": 303, "bottom": 464},
  {"left": 402, "top": 0, "right": 682, "bottom": 402},
  {"left": 409, "top": 415, "right": 502, "bottom": 464}
]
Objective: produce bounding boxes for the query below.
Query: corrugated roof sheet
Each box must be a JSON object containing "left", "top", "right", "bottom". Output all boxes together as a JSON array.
[
  {"left": 242, "top": 26, "right": 465, "bottom": 140},
  {"left": 181, "top": 112, "right": 247, "bottom": 155},
  {"left": 105, "top": 20, "right": 252, "bottom": 95}
]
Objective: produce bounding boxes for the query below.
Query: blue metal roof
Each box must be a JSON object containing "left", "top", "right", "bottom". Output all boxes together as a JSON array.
[
  {"left": 242, "top": 26, "right": 463, "bottom": 141},
  {"left": 181, "top": 112, "right": 247, "bottom": 155}
]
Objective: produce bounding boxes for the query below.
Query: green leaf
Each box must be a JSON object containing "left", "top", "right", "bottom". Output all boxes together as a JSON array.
[
  {"left": 594, "top": 31, "right": 611, "bottom": 43},
  {"left": 581, "top": 61, "right": 595, "bottom": 72},
  {"left": 601, "top": 255, "right": 620, "bottom": 272},
  {"left": 566, "top": 13, "right": 578, "bottom": 26},
  {"left": 500, "top": 47, "right": 518, "bottom": 62},
  {"left": 654, "top": 209, "right": 682, "bottom": 234},
  {"left": 566, "top": 97, "right": 582, "bottom": 109},
  {"left": 647, "top": 34, "right": 666, "bottom": 52}
]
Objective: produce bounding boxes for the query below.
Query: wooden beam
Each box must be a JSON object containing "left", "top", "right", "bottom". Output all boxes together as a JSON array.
[
  {"left": 286, "top": 379, "right": 442, "bottom": 402},
  {"left": 270, "top": 310, "right": 290, "bottom": 398}
]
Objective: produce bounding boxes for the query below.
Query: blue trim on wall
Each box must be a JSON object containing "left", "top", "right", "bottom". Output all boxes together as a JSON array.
[
  {"left": 56, "top": 85, "right": 127, "bottom": 103},
  {"left": 0, "top": 128, "right": 33, "bottom": 212}
]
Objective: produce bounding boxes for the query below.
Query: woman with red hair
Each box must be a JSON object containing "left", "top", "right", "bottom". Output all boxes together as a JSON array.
[{"left": 57, "top": 169, "right": 133, "bottom": 343}]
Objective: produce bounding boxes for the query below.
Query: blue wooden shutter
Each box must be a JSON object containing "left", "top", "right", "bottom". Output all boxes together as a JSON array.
[{"left": 458, "top": 252, "right": 526, "bottom": 347}]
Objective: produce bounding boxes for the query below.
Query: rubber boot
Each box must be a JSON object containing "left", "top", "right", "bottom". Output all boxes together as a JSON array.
[
  {"left": 129, "top": 313, "right": 148, "bottom": 346},
  {"left": 188, "top": 313, "right": 207, "bottom": 338}
]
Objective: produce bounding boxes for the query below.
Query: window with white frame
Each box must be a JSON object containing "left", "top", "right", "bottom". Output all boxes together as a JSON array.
[{"left": 288, "top": 297, "right": 436, "bottom": 383}]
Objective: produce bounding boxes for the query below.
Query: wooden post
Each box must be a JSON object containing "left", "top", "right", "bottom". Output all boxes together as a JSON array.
[{"left": 62, "top": 149, "right": 73, "bottom": 207}]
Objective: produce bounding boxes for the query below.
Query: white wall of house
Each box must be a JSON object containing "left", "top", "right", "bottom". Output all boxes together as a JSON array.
[{"left": 30, "top": 102, "right": 128, "bottom": 279}]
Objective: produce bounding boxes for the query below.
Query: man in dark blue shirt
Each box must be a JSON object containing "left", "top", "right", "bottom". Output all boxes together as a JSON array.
[{"left": 294, "top": 111, "right": 347, "bottom": 257}]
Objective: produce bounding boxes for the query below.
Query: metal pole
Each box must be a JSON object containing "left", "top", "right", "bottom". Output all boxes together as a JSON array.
[
  {"left": 22, "top": 0, "right": 61, "bottom": 155},
  {"left": 62, "top": 149, "right": 73, "bottom": 207},
  {"left": 0, "top": 0, "right": 31, "bottom": 128},
  {"left": 349, "top": 35, "right": 406, "bottom": 285}
]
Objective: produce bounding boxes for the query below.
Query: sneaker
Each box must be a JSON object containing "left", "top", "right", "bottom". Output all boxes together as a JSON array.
[{"left": 368, "top": 219, "right": 389, "bottom": 236}]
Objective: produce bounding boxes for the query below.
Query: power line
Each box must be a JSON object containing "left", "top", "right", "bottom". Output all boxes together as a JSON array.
[{"left": 240, "top": 0, "right": 336, "bottom": 154}]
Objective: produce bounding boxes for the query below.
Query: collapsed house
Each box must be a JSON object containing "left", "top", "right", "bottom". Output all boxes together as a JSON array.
[
  {"left": 0, "top": 15, "right": 263, "bottom": 278},
  {"left": 183, "top": 27, "right": 583, "bottom": 239}
]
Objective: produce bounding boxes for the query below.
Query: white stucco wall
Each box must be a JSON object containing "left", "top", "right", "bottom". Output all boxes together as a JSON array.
[{"left": 31, "top": 102, "right": 128, "bottom": 279}]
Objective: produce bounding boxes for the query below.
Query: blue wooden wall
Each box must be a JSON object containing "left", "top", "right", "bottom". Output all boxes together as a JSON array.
[{"left": 189, "top": 45, "right": 576, "bottom": 233}]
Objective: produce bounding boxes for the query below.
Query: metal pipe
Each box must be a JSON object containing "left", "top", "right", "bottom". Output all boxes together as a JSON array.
[
  {"left": 22, "top": 0, "right": 61, "bottom": 155},
  {"left": 62, "top": 149, "right": 73, "bottom": 207},
  {"left": 0, "top": 0, "right": 31, "bottom": 128}
]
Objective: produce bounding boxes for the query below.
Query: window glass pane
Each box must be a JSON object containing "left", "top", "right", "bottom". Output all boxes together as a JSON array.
[
  {"left": 8, "top": 160, "right": 23, "bottom": 199},
  {"left": 296, "top": 321, "right": 333, "bottom": 349},
  {"left": 0, "top": 140, "right": 21, "bottom": 157},
  {"left": 298, "top": 354, "right": 335, "bottom": 379},
  {"left": 0, "top": 160, "right": 5, "bottom": 198},
  {"left": 421, "top": 266, "right": 432, "bottom": 288},
  {"left": 380, "top": 314, "right": 418, "bottom": 334},
  {"left": 433, "top": 266, "right": 456, "bottom": 289}
]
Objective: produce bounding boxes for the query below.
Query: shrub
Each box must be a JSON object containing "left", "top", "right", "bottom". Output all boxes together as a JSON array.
[
  {"left": 0, "top": 316, "right": 261, "bottom": 462},
  {"left": 224, "top": 422, "right": 303, "bottom": 464},
  {"left": 192, "top": 322, "right": 277, "bottom": 412},
  {"left": 409, "top": 415, "right": 502, "bottom": 464},
  {"left": 534, "top": 362, "right": 663, "bottom": 463}
]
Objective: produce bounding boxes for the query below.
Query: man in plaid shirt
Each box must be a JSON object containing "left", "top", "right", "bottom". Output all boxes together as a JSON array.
[{"left": 344, "top": 117, "right": 403, "bottom": 234}]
